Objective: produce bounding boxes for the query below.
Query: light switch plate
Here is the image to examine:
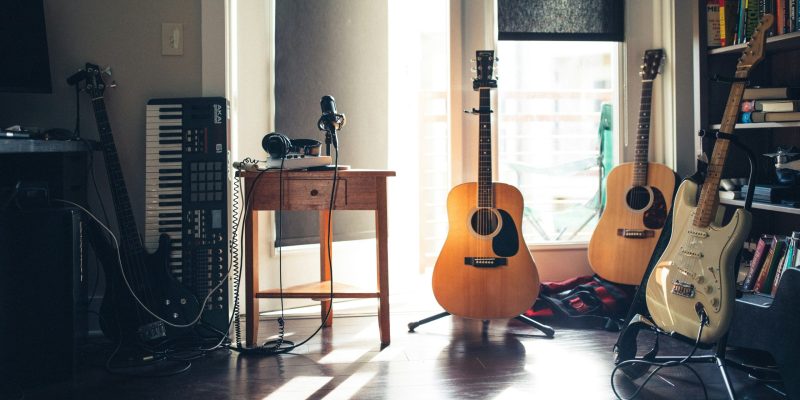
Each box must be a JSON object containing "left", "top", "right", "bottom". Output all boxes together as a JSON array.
[{"left": 162, "top": 23, "right": 183, "bottom": 56}]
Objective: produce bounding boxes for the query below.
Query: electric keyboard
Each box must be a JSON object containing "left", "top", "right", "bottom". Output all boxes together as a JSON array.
[{"left": 145, "top": 97, "right": 230, "bottom": 336}]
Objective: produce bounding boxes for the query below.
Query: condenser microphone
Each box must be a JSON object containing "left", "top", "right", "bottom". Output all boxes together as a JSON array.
[{"left": 317, "top": 95, "right": 346, "bottom": 152}]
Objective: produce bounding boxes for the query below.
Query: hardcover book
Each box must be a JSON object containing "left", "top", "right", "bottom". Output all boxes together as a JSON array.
[
  {"left": 751, "top": 111, "right": 800, "bottom": 122},
  {"left": 742, "top": 87, "right": 800, "bottom": 100},
  {"left": 754, "top": 100, "right": 800, "bottom": 112}
]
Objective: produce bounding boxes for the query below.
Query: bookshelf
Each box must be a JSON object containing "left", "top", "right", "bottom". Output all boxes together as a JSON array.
[{"left": 700, "top": 5, "right": 800, "bottom": 395}]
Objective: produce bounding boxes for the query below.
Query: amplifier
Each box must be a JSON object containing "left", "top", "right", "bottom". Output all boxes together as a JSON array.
[{"left": 0, "top": 207, "right": 87, "bottom": 387}]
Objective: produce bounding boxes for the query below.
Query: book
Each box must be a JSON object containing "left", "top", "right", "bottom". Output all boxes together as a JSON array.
[
  {"left": 754, "top": 100, "right": 800, "bottom": 112},
  {"left": 743, "top": 234, "right": 773, "bottom": 291},
  {"left": 754, "top": 236, "right": 787, "bottom": 293},
  {"left": 708, "top": 1, "right": 722, "bottom": 46},
  {"left": 740, "top": 111, "right": 753, "bottom": 123},
  {"left": 750, "top": 111, "right": 800, "bottom": 122},
  {"left": 742, "top": 87, "right": 800, "bottom": 100}
]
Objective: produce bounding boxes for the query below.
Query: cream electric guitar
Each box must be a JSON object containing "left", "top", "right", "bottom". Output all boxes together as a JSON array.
[
  {"left": 645, "top": 15, "right": 772, "bottom": 344},
  {"left": 432, "top": 50, "right": 540, "bottom": 319},
  {"left": 588, "top": 49, "right": 677, "bottom": 285}
]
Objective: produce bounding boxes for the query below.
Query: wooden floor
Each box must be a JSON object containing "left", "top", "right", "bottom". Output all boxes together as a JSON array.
[{"left": 9, "top": 302, "right": 784, "bottom": 399}]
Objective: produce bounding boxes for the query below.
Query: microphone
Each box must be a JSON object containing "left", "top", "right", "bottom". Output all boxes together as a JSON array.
[{"left": 317, "top": 95, "right": 346, "bottom": 150}]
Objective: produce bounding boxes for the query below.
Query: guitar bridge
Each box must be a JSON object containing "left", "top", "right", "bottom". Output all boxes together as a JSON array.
[
  {"left": 138, "top": 321, "right": 167, "bottom": 342},
  {"left": 617, "top": 229, "right": 655, "bottom": 238},
  {"left": 671, "top": 280, "right": 696, "bottom": 298},
  {"left": 465, "top": 257, "right": 507, "bottom": 268}
]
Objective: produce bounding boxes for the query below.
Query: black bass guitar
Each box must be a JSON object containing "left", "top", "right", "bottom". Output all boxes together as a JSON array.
[{"left": 80, "top": 63, "right": 200, "bottom": 344}]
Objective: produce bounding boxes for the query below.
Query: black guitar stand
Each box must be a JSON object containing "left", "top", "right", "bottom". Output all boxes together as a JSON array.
[
  {"left": 612, "top": 130, "right": 757, "bottom": 400},
  {"left": 407, "top": 311, "right": 555, "bottom": 337}
]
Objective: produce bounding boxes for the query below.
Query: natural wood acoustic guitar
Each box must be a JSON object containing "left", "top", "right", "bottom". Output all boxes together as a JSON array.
[
  {"left": 645, "top": 15, "right": 771, "bottom": 344},
  {"left": 431, "top": 50, "right": 540, "bottom": 319},
  {"left": 588, "top": 49, "right": 678, "bottom": 286}
]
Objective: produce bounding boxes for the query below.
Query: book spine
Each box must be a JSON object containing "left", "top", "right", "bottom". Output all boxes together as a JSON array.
[
  {"left": 741, "top": 111, "right": 753, "bottom": 123},
  {"left": 746, "top": 0, "right": 761, "bottom": 40},
  {"left": 743, "top": 235, "right": 773, "bottom": 290},
  {"left": 708, "top": 1, "right": 723, "bottom": 46},
  {"left": 721, "top": 0, "right": 728, "bottom": 45}
]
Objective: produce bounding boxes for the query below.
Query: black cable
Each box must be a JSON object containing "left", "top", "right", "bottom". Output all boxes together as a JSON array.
[
  {"left": 74, "top": 84, "right": 81, "bottom": 139},
  {"left": 610, "top": 313, "right": 710, "bottom": 400},
  {"left": 230, "top": 146, "right": 341, "bottom": 356}
]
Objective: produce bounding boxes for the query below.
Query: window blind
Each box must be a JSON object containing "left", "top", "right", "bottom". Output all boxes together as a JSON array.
[{"left": 498, "top": 0, "right": 624, "bottom": 42}]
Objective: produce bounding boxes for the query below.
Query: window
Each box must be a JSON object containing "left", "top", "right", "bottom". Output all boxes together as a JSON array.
[{"left": 497, "top": 41, "right": 619, "bottom": 244}]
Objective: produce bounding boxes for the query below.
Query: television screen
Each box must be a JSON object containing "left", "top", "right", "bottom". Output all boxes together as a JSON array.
[{"left": 0, "top": 0, "right": 52, "bottom": 93}]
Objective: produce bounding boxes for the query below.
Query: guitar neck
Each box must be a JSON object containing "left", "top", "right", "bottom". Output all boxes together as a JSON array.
[
  {"left": 633, "top": 80, "right": 654, "bottom": 186},
  {"left": 693, "top": 77, "right": 748, "bottom": 228},
  {"left": 478, "top": 87, "right": 493, "bottom": 208},
  {"left": 92, "top": 96, "right": 145, "bottom": 255}
]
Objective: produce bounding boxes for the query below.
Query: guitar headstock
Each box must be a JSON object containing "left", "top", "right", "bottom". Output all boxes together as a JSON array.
[
  {"left": 81, "top": 62, "right": 114, "bottom": 98},
  {"left": 473, "top": 50, "right": 497, "bottom": 90},
  {"left": 640, "top": 49, "right": 665, "bottom": 81},
  {"left": 737, "top": 14, "right": 774, "bottom": 74}
]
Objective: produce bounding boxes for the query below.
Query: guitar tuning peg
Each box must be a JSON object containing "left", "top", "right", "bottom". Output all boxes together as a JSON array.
[
  {"left": 471, "top": 67, "right": 477, "bottom": 72},
  {"left": 495, "top": 57, "right": 499, "bottom": 62},
  {"left": 108, "top": 80, "right": 118, "bottom": 89},
  {"left": 102, "top": 66, "right": 113, "bottom": 76},
  {"left": 470, "top": 58, "right": 476, "bottom": 63}
]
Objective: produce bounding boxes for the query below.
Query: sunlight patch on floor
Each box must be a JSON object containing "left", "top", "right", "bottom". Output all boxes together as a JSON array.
[
  {"left": 320, "top": 371, "right": 378, "bottom": 400},
  {"left": 318, "top": 348, "right": 371, "bottom": 364},
  {"left": 263, "top": 376, "right": 332, "bottom": 400}
]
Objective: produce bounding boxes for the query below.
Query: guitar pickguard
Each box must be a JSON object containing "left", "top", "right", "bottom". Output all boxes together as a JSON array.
[
  {"left": 493, "top": 209, "right": 519, "bottom": 257},
  {"left": 643, "top": 186, "right": 668, "bottom": 229}
]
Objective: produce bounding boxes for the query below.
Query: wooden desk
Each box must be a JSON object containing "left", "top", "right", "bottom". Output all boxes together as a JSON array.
[{"left": 240, "top": 169, "right": 395, "bottom": 346}]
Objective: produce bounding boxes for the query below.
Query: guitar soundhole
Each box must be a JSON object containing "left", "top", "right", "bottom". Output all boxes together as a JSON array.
[
  {"left": 626, "top": 186, "right": 652, "bottom": 211},
  {"left": 471, "top": 208, "right": 499, "bottom": 236}
]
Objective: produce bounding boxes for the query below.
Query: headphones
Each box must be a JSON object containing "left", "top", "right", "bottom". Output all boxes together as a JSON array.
[{"left": 262, "top": 132, "right": 322, "bottom": 159}]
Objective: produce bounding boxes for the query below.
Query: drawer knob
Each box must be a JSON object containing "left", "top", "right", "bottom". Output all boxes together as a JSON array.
[{"left": 310, "top": 189, "right": 319, "bottom": 196}]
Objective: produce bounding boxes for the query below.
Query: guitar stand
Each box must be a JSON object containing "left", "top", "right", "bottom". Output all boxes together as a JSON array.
[
  {"left": 407, "top": 311, "right": 555, "bottom": 337},
  {"left": 615, "top": 315, "right": 740, "bottom": 400}
]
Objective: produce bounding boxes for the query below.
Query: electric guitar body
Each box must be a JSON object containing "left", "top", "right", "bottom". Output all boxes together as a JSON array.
[
  {"left": 644, "top": 15, "right": 772, "bottom": 344},
  {"left": 645, "top": 179, "right": 750, "bottom": 343},
  {"left": 431, "top": 50, "right": 539, "bottom": 320},
  {"left": 588, "top": 49, "right": 678, "bottom": 285},
  {"left": 432, "top": 182, "right": 539, "bottom": 319}
]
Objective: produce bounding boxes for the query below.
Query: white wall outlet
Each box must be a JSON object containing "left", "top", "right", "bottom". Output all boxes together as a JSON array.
[{"left": 162, "top": 23, "right": 183, "bottom": 56}]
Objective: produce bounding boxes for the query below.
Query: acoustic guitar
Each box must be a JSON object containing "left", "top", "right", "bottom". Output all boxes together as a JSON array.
[
  {"left": 645, "top": 15, "right": 772, "bottom": 344},
  {"left": 79, "top": 63, "right": 201, "bottom": 344},
  {"left": 588, "top": 49, "right": 678, "bottom": 285},
  {"left": 432, "top": 50, "right": 540, "bottom": 320}
]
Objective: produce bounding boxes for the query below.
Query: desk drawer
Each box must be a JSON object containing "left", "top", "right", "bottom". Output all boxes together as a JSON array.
[{"left": 284, "top": 178, "right": 346, "bottom": 209}]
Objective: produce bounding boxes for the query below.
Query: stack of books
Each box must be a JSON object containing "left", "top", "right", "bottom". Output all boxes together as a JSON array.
[{"left": 740, "top": 87, "right": 800, "bottom": 123}]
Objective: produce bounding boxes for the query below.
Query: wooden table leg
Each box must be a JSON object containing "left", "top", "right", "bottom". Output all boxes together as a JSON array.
[
  {"left": 376, "top": 177, "right": 390, "bottom": 345},
  {"left": 320, "top": 209, "right": 333, "bottom": 327},
  {"left": 245, "top": 209, "right": 260, "bottom": 346}
]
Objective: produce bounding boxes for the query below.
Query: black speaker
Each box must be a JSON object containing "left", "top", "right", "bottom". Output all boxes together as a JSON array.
[{"left": 0, "top": 207, "right": 86, "bottom": 387}]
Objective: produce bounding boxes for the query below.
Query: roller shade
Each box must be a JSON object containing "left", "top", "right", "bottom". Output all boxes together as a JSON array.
[{"left": 498, "top": 0, "right": 624, "bottom": 42}]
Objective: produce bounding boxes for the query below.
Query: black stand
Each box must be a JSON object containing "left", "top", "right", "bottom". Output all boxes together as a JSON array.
[
  {"left": 613, "top": 131, "right": 758, "bottom": 400},
  {"left": 407, "top": 311, "right": 555, "bottom": 337}
]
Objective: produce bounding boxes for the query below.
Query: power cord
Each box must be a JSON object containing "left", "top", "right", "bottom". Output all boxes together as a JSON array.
[{"left": 610, "top": 311, "right": 710, "bottom": 400}]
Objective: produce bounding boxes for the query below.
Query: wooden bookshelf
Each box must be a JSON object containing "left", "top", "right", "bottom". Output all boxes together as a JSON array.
[
  {"left": 709, "top": 30, "right": 800, "bottom": 55},
  {"left": 720, "top": 198, "right": 800, "bottom": 215}
]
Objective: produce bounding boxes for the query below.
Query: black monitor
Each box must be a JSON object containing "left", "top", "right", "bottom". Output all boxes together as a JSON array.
[{"left": 0, "top": 0, "right": 52, "bottom": 94}]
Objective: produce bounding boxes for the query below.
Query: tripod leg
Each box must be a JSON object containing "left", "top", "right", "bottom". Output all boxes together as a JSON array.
[
  {"left": 515, "top": 315, "right": 555, "bottom": 337},
  {"left": 408, "top": 311, "right": 451, "bottom": 332}
]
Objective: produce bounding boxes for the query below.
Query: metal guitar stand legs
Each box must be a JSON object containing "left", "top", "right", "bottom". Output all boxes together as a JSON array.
[{"left": 407, "top": 311, "right": 555, "bottom": 337}]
